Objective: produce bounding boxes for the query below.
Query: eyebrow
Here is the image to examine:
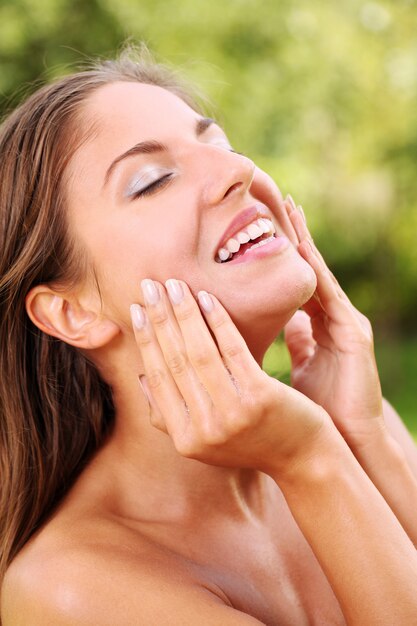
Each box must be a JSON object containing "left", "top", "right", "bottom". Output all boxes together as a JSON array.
[{"left": 103, "top": 116, "right": 216, "bottom": 188}]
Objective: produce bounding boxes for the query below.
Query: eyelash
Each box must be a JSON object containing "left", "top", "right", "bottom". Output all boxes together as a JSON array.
[{"left": 131, "top": 173, "right": 173, "bottom": 199}]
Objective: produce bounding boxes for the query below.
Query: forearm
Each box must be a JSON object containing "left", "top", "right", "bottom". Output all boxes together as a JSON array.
[
  {"left": 349, "top": 426, "right": 417, "bottom": 546},
  {"left": 382, "top": 397, "right": 417, "bottom": 478},
  {"left": 273, "top": 428, "right": 417, "bottom": 626}
]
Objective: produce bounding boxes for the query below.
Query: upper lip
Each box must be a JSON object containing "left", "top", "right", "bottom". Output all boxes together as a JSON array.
[{"left": 214, "top": 203, "right": 274, "bottom": 257}]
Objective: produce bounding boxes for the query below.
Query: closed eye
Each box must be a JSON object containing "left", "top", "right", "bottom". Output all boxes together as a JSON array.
[{"left": 130, "top": 173, "right": 173, "bottom": 199}]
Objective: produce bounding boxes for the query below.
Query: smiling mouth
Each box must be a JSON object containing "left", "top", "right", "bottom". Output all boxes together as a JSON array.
[{"left": 215, "top": 217, "right": 276, "bottom": 263}]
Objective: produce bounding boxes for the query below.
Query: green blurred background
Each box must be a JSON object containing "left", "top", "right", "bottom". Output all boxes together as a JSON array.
[{"left": 1, "top": 0, "right": 416, "bottom": 436}]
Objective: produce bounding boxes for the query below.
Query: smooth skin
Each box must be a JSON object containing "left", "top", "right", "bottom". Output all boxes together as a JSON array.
[{"left": 2, "top": 82, "right": 417, "bottom": 625}]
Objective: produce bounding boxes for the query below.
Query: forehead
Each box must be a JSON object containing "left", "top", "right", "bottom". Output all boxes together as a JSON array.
[
  {"left": 65, "top": 81, "right": 202, "bottom": 209},
  {"left": 83, "top": 81, "right": 199, "bottom": 142}
]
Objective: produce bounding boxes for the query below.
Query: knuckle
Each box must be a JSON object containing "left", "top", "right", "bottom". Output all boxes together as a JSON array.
[
  {"left": 257, "top": 387, "right": 276, "bottom": 414},
  {"left": 245, "top": 379, "right": 275, "bottom": 413},
  {"left": 150, "top": 309, "right": 169, "bottom": 328},
  {"left": 175, "top": 423, "right": 229, "bottom": 458},
  {"left": 200, "top": 421, "right": 228, "bottom": 446},
  {"left": 359, "top": 329, "right": 374, "bottom": 348},
  {"left": 226, "top": 402, "right": 245, "bottom": 422},
  {"left": 166, "top": 352, "right": 188, "bottom": 376},
  {"left": 135, "top": 331, "right": 154, "bottom": 347},
  {"left": 222, "top": 342, "right": 243, "bottom": 360},
  {"left": 175, "top": 304, "right": 195, "bottom": 322},
  {"left": 210, "top": 312, "right": 228, "bottom": 330},
  {"left": 147, "top": 369, "right": 164, "bottom": 390},
  {"left": 206, "top": 431, "right": 228, "bottom": 447},
  {"left": 175, "top": 435, "right": 200, "bottom": 459},
  {"left": 346, "top": 325, "right": 374, "bottom": 349},
  {"left": 351, "top": 313, "right": 374, "bottom": 344},
  {"left": 360, "top": 315, "right": 373, "bottom": 336},
  {"left": 191, "top": 349, "right": 212, "bottom": 370}
]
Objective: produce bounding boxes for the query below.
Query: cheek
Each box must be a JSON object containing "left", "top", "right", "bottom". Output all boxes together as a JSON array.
[
  {"left": 73, "top": 220, "right": 147, "bottom": 315},
  {"left": 79, "top": 216, "right": 197, "bottom": 319}
]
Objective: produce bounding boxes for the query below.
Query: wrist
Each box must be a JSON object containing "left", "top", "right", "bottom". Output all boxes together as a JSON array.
[
  {"left": 334, "top": 413, "right": 402, "bottom": 473},
  {"left": 349, "top": 423, "right": 411, "bottom": 480},
  {"left": 268, "top": 420, "right": 353, "bottom": 488}
]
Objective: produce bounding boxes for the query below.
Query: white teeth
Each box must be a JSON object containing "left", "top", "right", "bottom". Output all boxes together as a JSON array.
[
  {"left": 216, "top": 216, "right": 276, "bottom": 262},
  {"left": 257, "top": 218, "right": 270, "bottom": 233},
  {"left": 249, "top": 235, "right": 274, "bottom": 250},
  {"left": 246, "top": 223, "right": 263, "bottom": 239},
  {"left": 264, "top": 218, "right": 275, "bottom": 233},
  {"left": 218, "top": 247, "right": 231, "bottom": 261},
  {"left": 226, "top": 238, "right": 240, "bottom": 253},
  {"left": 258, "top": 218, "right": 272, "bottom": 234},
  {"left": 236, "top": 231, "right": 251, "bottom": 244}
]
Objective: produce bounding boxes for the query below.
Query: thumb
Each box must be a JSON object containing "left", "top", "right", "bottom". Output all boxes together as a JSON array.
[{"left": 284, "top": 311, "right": 316, "bottom": 369}]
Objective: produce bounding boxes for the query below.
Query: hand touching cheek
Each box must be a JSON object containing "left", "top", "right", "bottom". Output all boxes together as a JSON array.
[{"left": 130, "top": 278, "right": 335, "bottom": 478}]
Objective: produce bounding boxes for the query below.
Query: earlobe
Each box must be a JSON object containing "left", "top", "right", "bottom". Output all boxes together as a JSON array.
[{"left": 25, "top": 286, "right": 120, "bottom": 349}]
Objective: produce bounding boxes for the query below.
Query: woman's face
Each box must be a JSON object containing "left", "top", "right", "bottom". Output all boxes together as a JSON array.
[{"left": 65, "top": 81, "right": 316, "bottom": 349}]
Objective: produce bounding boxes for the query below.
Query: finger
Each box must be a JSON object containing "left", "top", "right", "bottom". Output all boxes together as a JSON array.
[
  {"left": 287, "top": 199, "right": 345, "bottom": 293},
  {"left": 282, "top": 194, "right": 300, "bottom": 244},
  {"left": 165, "top": 279, "right": 251, "bottom": 411},
  {"left": 139, "top": 280, "right": 217, "bottom": 431},
  {"left": 255, "top": 171, "right": 299, "bottom": 246},
  {"left": 285, "top": 194, "right": 309, "bottom": 240},
  {"left": 130, "top": 301, "right": 191, "bottom": 440},
  {"left": 284, "top": 311, "right": 316, "bottom": 368},
  {"left": 298, "top": 239, "right": 357, "bottom": 325},
  {"left": 279, "top": 197, "right": 299, "bottom": 246},
  {"left": 287, "top": 199, "right": 312, "bottom": 245},
  {"left": 284, "top": 199, "right": 357, "bottom": 319},
  {"left": 193, "top": 289, "right": 264, "bottom": 392},
  {"left": 287, "top": 199, "right": 332, "bottom": 275},
  {"left": 285, "top": 202, "right": 369, "bottom": 344},
  {"left": 300, "top": 241, "right": 368, "bottom": 332},
  {"left": 282, "top": 199, "right": 330, "bottom": 320}
]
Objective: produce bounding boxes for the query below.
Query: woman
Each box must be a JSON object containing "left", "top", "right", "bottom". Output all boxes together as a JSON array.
[{"left": 1, "top": 47, "right": 417, "bottom": 625}]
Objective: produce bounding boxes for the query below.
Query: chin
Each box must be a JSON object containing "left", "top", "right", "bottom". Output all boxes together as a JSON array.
[{"left": 214, "top": 258, "right": 316, "bottom": 363}]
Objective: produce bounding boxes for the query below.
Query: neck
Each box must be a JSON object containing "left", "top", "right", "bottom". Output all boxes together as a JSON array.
[
  {"left": 89, "top": 343, "right": 271, "bottom": 525},
  {"left": 87, "top": 314, "right": 286, "bottom": 525}
]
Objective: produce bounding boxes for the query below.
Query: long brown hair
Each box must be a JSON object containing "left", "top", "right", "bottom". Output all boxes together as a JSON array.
[{"left": 0, "top": 45, "right": 203, "bottom": 594}]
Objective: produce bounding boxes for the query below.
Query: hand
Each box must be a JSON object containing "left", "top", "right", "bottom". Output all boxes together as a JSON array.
[
  {"left": 130, "top": 278, "right": 332, "bottom": 477},
  {"left": 282, "top": 195, "right": 385, "bottom": 448}
]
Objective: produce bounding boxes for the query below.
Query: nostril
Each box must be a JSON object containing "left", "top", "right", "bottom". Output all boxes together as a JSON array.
[{"left": 224, "top": 182, "right": 242, "bottom": 198}]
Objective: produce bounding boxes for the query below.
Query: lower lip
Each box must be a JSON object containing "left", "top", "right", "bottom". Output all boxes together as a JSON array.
[{"left": 225, "top": 235, "right": 291, "bottom": 265}]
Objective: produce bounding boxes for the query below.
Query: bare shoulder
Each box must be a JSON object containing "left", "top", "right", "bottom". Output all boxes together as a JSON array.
[{"left": 1, "top": 517, "right": 264, "bottom": 626}]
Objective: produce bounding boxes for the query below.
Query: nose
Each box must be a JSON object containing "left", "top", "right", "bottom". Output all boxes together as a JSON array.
[{"left": 199, "top": 148, "right": 256, "bottom": 207}]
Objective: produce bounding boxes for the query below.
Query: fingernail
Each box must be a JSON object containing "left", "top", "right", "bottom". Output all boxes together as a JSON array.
[
  {"left": 297, "top": 204, "right": 306, "bottom": 223},
  {"left": 165, "top": 278, "right": 184, "bottom": 305},
  {"left": 286, "top": 194, "right": 297, "bottom": 212},
  {"left": 141, "top": 279, "right": 160, "bottom": 305},
  {"left": 130, "top": 303, "right": 146, "bottom": 329},
  {"left": 197, "top": 290, "right": 214, "bottom": 313}
]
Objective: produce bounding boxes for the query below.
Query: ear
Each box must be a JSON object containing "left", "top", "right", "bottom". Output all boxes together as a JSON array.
[{"left": 25, "top": 285, "right": 120, "bottom": 350}]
